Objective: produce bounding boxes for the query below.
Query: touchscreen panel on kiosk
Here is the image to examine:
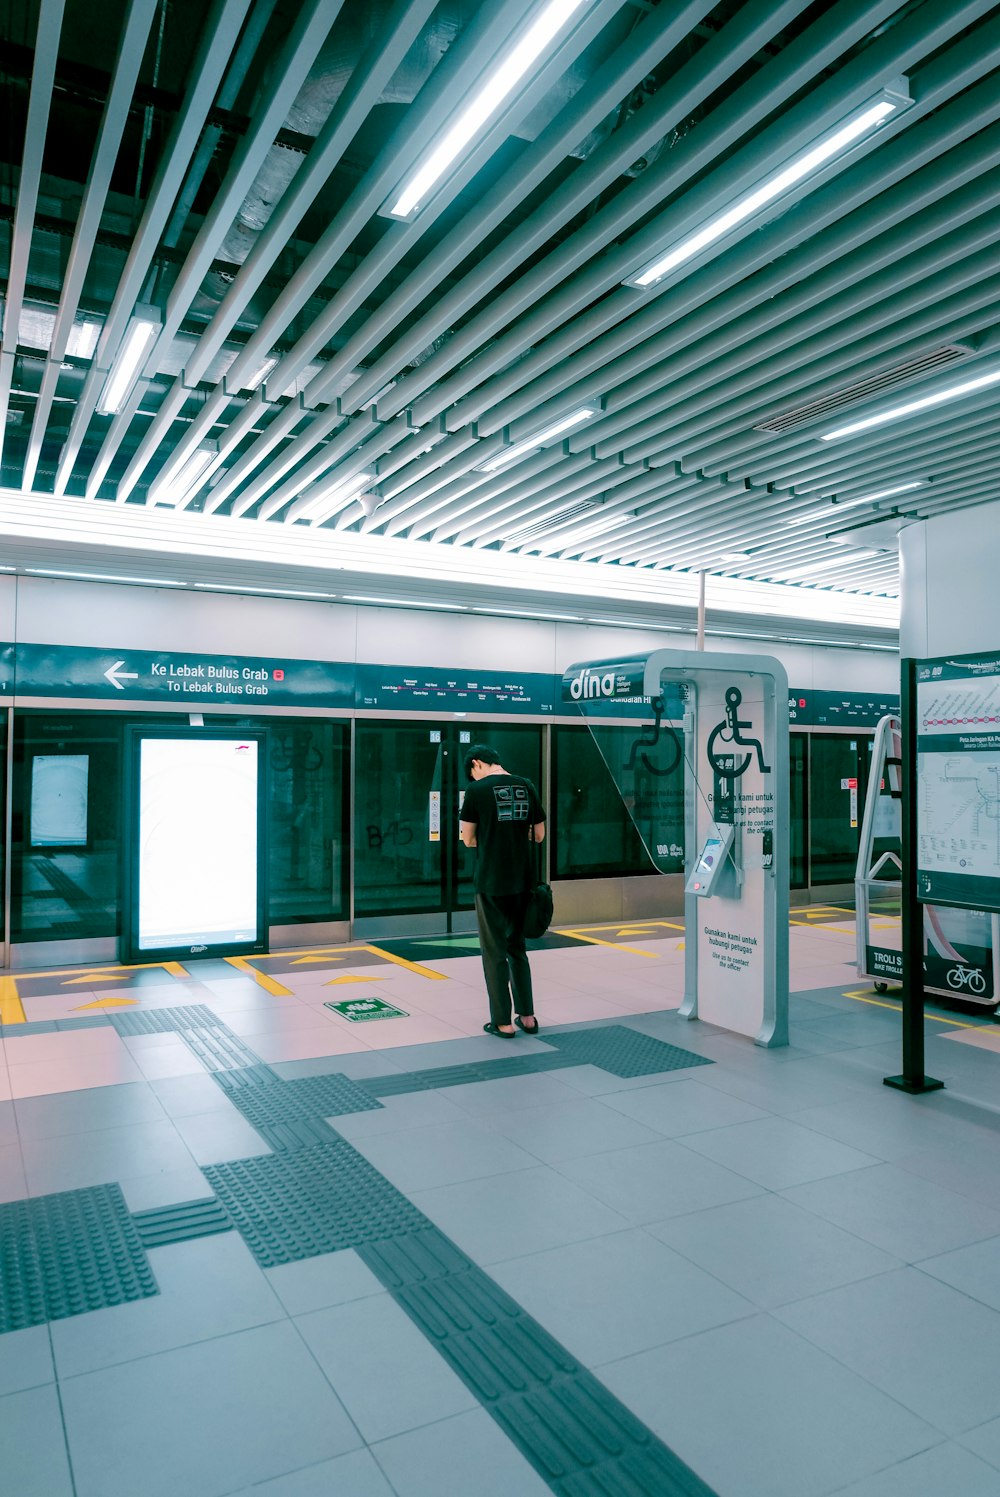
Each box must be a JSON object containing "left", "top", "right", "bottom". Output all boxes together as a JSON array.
[{"left": 686, "top": 824, "right": 734, "bottom": 896}]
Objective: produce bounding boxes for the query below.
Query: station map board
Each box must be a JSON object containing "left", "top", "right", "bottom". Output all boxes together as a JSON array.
[{"left": 916, "top": 652, "right": 1000, "bottom": 912}]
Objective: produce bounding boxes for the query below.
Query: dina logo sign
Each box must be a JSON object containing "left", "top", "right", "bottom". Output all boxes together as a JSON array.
[{"left": 568, "top": 668, "right": 619, "bottom": 701}]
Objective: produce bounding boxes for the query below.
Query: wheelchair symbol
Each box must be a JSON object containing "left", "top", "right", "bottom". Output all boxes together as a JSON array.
[{"left": 707, "top": 687, "right": 771, "bottom": 779}]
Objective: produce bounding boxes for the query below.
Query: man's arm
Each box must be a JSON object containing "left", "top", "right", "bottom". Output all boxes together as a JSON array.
[
  {"left": 460, "top": 820, "right": 477, "bottom": 847},
  {"left": 533, "top": 821, "right": 545, "bottom": 843}
]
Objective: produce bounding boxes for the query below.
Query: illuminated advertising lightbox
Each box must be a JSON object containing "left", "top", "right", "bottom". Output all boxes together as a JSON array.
[{"left": 137, "top": 737, "right": 260, "bottom": 951}]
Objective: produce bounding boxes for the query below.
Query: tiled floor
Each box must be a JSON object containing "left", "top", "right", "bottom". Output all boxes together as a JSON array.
[{"left": 3, "top": 915, "right": 1000, "bottom": 1494}]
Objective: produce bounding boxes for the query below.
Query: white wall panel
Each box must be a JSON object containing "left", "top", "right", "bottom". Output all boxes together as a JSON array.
[
  {"left": 0, "top": 575, "right": 15, "bottom": 636},
  {"left": 6, "top": 576, "right": 898, "bottom": 694},
  {"left": 900, "top": 508, "right": 998, "bottom": 659}
]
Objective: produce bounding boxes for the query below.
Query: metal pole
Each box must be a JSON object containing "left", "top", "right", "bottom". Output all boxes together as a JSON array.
[
  {"left": 885, "top": 656, "right": 942, "bottom": 1094},
  {"left": 696, "top": 571, "right": 706, "bottom": 650}
]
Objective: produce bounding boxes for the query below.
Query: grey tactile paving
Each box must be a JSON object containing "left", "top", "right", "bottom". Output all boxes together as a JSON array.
[
  {"left": 255, "top": 1118, "right": 344, "bottom": 1152},
  {"left": 109, "top": 1005, "right": 220, "bottom": 1036},
  {"left": 0, "top": 1017, "right": 111, "bottom": 1037},
  {"left": 358, "top": 1233, "right": 716, "bottom": 1494},
  {"left": 215, "top": 1067, "right": 383, "bottom": 1125},
  {"left": 541, "top": 1026, "right": 714, "bottom": 1078},
  {"left": 203, "top": 1142, "right": 428, "bottom": 1268},
  {"left": 364, "top": 1052, "right": 580, "bottom": 1098},
  {"left": 132, "top": 1197, "right": 234, "bottom": 1249},
  {"left": 0, "top": 1183, "right": 157, "bottom": 1334}
]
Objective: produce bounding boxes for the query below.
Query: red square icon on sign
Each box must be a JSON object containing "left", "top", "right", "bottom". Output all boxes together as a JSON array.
[
  {"left": 273, "top": 669, "right": 284, "bottom": 681},
  {"left": 799, "top": 698, "right": 806, "bottom": 707}
]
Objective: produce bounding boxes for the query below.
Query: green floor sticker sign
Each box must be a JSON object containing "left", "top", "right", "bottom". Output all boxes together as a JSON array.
[{"left": 325, "top": 997, "right": 409, "bottom": 1022}]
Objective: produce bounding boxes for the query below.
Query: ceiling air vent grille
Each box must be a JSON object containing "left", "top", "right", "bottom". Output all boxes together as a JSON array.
[
  {"left": 505, "top": 501, "right": 601, "bottom": 546},
  {"left": 753, "top": 344, "right": 976, "bottom": 434}
]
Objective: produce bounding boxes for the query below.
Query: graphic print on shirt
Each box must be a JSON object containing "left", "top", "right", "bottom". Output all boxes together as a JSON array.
[{"left": 493, "top": 784, "right": 531, "bottom": 821}]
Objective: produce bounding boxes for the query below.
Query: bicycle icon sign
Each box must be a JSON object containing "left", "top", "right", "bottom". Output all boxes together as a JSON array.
[
  {"left": 945, "top": 964, "right": 987, "bottom": 995},
  {"left": 707, "top": 686, "right": 771, "bottom": 780}
]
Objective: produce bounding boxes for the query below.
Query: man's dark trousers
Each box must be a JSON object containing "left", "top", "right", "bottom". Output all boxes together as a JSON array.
[{"left": 475, "top": 891, "right": 535, "bottom": 1029}]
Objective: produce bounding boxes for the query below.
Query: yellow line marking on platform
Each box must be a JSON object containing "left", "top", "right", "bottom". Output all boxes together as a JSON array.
[
  {"left": 843, "top": 987, "right": 990, "bottom": 1029},
  {"left": 223, "top": 956, "right": 293, "bottom": 997},
  {"left": 0, "top": 977, "right": 26, "bottom": 1024},
  {"left": 554, "top": 928, "right": 658, "bottom": 958},
  {"left": 362, "top": 945, "right": 447, "bottom": 980}
]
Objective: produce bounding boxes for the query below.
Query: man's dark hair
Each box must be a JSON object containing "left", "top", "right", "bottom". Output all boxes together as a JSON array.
[{"left": 464, "top": 743, "right": 501, "bottom": 781}]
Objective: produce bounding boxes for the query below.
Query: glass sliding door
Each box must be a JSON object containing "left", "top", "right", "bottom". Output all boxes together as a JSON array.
[
  {"left": 353, "top": 720, "right": 542, "bottom": 933},
  {"left": 808, "top": 734, "right": 869, "bottom": 888}
]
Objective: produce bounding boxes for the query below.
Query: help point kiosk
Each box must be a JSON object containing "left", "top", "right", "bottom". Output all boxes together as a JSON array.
[{"left": 562, "top": 650, "right": 789, "bottom": 1047}]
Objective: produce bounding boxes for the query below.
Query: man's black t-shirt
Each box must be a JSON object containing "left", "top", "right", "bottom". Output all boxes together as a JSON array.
[{"left": 460, "top": 774, "right": 545, "bottom": 895}]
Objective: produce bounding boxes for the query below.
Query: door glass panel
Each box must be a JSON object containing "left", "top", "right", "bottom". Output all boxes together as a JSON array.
[
  {"left": 354, "top": 721, "right": 543, "bottom": 921},
  {"left": 355, "top": 724, "right": 445, "bottom": 917},
  {"left": 552, "top": 724, "right": 670, "bottom": 879},
  {"left": 790, "top": 735, "right": 807, "bottom": 889},
  {"left": 808, "top": 735, "right": 863, "bottom": 885},
  {"left": 11, "top": 711, "right": 122, "bottom": 942},
  {"left": 263, "top": 719, "right": 349, "bottom": 923}
]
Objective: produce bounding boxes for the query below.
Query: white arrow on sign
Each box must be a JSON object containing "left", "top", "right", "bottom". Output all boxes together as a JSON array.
[{"left": 104, "top": 659, "right": 139, "bottom": 690}]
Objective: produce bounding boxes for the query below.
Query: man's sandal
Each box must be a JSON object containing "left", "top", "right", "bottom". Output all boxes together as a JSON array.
[
  {"left": 483, "top": 1023, "right": 516, "bottom": 1037},
  {"left": 514, "top": 1016, "right": 540, "bottom": 1034}
]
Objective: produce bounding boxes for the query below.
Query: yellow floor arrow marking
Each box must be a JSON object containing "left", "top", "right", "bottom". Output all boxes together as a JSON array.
[
  {"left": 291, "top": 955, "right": 342, "bottom": 965},
  {"left": 0, "top": 976, "right": 26, "bottom": 1024},
  {"left": 71, "top": 997, "right": 140, "bottom": 1010},
  {"left": 553, "top": 928, "right": 658, "bottom": 958},
  {"left": 362, "top": 945, "right": 447, "bottom": 980},
  {"left": 62, "top": 972, "right": 133, "bottom": 986},
  {"left": 223, "top": 956, "right": 293, "bottom": 997},
  {"left": 324, "top": 974, "right": 376, "bottom": 986}
]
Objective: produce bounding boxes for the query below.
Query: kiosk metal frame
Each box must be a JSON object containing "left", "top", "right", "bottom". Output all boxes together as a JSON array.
[{"left": 563, "top": 649, "right": 789, "bottom": 1048}]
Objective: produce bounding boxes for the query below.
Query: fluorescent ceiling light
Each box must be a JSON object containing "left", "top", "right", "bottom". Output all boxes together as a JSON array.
[
  {"left": 387, "top": 0, "right": 592, "bottom": 219},
  {"left": 25, "top": 569, "right": 183, "bottom": 585},
  {"left": 97, "top": 305, "right": 161, "bottom": 414},
  {"left": 157, "top": 442, "right": 219, "bottom": 507},
  {"left": 627, "top": 86, "right": 907, "bottom": 289},
  {"left": 478, "top": 406, "right": 599, "bottom": 472},
  {"left": 243, "top": 355, "right": 279, "bottom": 391},
  {"left": 193, "top": 584, "right": 337, "bottom": 598},
  {"left": 787, "top": 481, "right": 926, "bottom": 524},
  {"left": 344, "top": 594, "right": 467, "bottom": 610},
  {"left": 720, "top": 551, "right": 751, "bottom": 561},
  {"left": 822, "top": 366, "right": 1000, "bottom": 440},
  {"left": 0, "top": 564, "right": 15, "bottom": 571},
  {"left": 474, "top": 607, "right": 581, "bottom": 620},
  {"left": 288, "top": 471, "right": 375, "bottom": 525}
]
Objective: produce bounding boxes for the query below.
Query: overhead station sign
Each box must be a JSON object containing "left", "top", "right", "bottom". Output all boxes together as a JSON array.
[{"left": 11, "top": 643, "right": 354, "bottom": 707}]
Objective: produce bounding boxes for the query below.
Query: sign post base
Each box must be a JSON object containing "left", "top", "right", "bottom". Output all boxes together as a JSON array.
[{"left": 883, "top": 1074, "right": 944, "bottom": 1095}]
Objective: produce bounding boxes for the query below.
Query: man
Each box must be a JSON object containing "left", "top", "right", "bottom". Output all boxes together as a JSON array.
[{"left": 460, "top": 743, "right": 546, "bottom": 1038}]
